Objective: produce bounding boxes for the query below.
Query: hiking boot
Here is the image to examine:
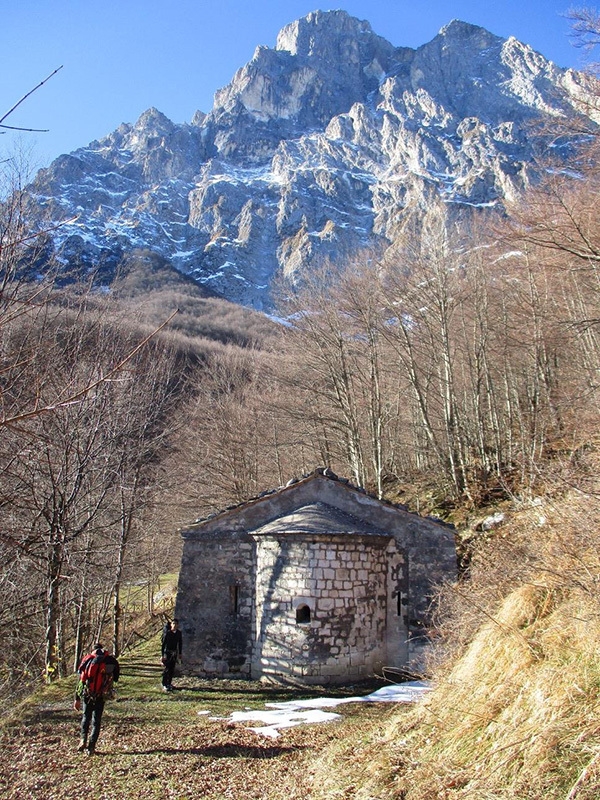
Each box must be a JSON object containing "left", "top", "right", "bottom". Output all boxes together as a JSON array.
[
  {"left": 77, "top": 739, "right": 87, "bottom": 752},
  {"left": 86, "top": 745, "right": 95, "bottom": 756}
]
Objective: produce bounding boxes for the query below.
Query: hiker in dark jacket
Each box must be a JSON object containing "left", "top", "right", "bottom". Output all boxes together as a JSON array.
[
  {"left": 161, "top": 619, "right": 182, "bottom": 691},
  {"left": 75, "top": 643, "right": 120, "bottom": 755}
]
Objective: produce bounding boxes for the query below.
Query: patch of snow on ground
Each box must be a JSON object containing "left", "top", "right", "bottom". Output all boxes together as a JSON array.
[{"left": 207, "top": 681, "right": 431, "bottom": 739}]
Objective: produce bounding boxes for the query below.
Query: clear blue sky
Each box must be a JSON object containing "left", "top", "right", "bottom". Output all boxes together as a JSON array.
[{"left": 0, "top": 0, "right": 589, "bottom": 169}]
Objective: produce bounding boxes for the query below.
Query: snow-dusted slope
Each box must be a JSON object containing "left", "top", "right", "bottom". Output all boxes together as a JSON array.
[{"left": 26, "top": 11, "right": 596, "bottom": 309}]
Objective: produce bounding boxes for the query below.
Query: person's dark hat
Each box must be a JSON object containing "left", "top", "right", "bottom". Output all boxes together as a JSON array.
[{"left": 93, "top": 642, "right": 103, "bottom": 652}]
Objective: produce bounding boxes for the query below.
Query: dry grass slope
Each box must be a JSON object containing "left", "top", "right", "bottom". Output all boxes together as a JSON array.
[{"left": 308, "top": 483, "right": 600, "bottom": 799}]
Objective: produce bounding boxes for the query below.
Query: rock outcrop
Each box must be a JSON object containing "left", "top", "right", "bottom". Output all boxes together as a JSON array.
[{"left": 26, "top": 11, "right": 597, "bottom": 309}]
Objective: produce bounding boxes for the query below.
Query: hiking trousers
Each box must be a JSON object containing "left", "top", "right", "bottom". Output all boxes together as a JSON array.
[
  {"left": 81, "top": 697, "right": 104, "bottom": 748},
  {"left": 162, "top": 654, "right": 177, "bottom": 687}
]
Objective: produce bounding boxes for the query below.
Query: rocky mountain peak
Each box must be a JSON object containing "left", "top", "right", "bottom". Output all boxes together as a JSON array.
[
  {"left": 438, "top": 18, "right": 499, "bottom": 45},
  {"left": 275, "top": 9, "right": 377, "bottom": 58},
  {"left": 24, "top": 11, "right": 598, "bottom": 310},
  {"left": 208, "top": 9, "right": 400, "bottom": 164},
  {"left": 215, "top": 13, "right": 393, "bottom": 113},
  {"left": 133, "top": 107, "right": 176, "bottom": 134},
  {"left": 407, "top": 16, "right": 570, "bottom": 124},
  {"left": 274, "top": 9, "right": 398, "bottom": 87},
  {"left": 191, "top": 110, "right": 207, "bottom": 126}
]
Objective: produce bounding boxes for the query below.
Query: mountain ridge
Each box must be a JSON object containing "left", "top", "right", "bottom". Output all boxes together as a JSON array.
[{"left": 25, "top": 10, "right": 597, "bottom": 309}]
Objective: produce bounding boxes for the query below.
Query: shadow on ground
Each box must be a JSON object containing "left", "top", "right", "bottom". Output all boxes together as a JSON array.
[{"left": 118, "top": 743, "right": 310, "bottom": 758}]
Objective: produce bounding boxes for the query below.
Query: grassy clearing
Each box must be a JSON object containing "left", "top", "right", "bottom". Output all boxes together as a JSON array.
[{"left": 0, "top": 632, "right": 391, "bottom": 800}]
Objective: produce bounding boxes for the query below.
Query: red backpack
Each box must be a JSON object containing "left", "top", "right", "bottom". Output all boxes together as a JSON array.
[{"left": 80, "top": 653, "right": 114, "bottom": 701}]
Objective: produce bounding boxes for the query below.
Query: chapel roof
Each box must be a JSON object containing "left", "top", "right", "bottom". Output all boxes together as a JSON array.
[
  {"left": 184, "top": 467, "right": 453, "bottom": 535},
  {"left": 247, "top": 501, "right": 391, "bottom": 537}
]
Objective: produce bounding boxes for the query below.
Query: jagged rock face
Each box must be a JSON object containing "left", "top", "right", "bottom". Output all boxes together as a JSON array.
[
  {"left": 26, "top": 11, "right": 597, "bottom": 309},
  {"left": 210, "top": 11, "right": 398, "bottom": 155}
]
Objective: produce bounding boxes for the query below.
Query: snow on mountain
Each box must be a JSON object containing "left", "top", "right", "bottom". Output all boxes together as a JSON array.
[{"left": 25, "top": 10, "right": 597, "bottom": 309}]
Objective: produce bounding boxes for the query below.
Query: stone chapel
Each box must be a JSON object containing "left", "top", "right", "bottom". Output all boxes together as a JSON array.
[{"left": 175, "top": 469, "right": 456, "bottom": 685}]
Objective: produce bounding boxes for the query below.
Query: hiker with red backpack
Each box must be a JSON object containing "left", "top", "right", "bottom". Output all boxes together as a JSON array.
[{"left": 75, "top": 643, "right": 120, "bottom": 756}]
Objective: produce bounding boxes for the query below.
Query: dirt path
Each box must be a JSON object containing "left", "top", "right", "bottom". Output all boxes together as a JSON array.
[{"left": 0, "top": 659, "right": 387, "bottom": 800}]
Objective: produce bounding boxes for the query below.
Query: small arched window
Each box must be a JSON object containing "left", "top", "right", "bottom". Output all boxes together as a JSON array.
[{"left": 296, "top": 604, "right": 311, "bottom": 624}]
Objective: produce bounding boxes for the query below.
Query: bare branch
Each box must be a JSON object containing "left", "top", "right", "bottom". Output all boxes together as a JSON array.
[
  {"left": 0, "top": 215, "right": 79, "bottom": 255},
  {"left": 0, "top": 124, "right": 49, "bottom": 133},
  {"left": 0, "top": 66, "right": 63, "bottom": 130}
]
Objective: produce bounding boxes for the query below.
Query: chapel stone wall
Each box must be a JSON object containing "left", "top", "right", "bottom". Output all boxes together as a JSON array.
[
  {"left": 176, "top": 531, "right": 255, "bottom": 677},
  {"left": 251, "top": 533, "right": 396, "bottom": 684}
]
